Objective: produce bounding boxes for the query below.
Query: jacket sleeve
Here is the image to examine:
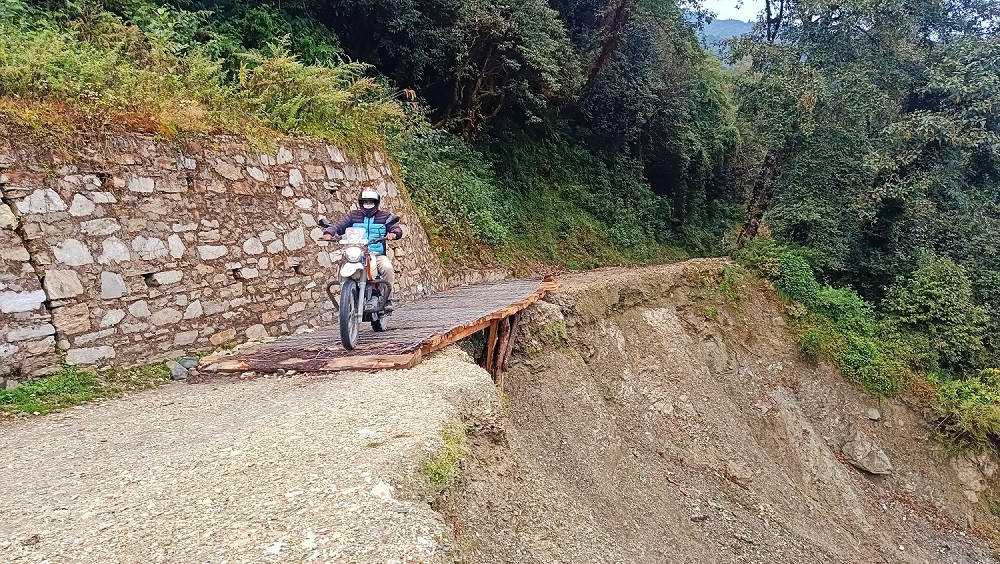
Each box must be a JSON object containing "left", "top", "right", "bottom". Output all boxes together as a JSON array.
[
  {"left": 380, "top": 210, "right": 404, "bottom": 239},
  {"left": 388, "top": 223, "right": 403, "bottom": 239},
  {"left": 325, "top": 212, "right": 356, "bottom": 237}
]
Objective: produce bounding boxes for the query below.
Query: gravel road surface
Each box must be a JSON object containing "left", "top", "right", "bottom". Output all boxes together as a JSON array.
[{"left": 1, "top": 347, "right": 496, "bottom": 563}]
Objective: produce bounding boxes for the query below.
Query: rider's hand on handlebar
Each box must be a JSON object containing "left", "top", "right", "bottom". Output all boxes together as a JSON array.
[
  {"left": 387, "top": 233, "right": 398, "bottom": 241},
  {"left": 321, "top": 233, "right": 332, "bottom": 241}
]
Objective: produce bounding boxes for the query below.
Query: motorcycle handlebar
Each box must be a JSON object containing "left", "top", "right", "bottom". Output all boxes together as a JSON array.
[{"left": 326, "top": 235, "right": 391, "bottom": 246}]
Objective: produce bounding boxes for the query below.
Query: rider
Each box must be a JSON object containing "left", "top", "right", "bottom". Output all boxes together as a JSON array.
[{"left": 321, "top": 189, "right": 403, "bottom": 309}]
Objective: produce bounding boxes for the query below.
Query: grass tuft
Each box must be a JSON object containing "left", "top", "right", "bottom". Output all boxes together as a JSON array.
[
  {"left": 421, "top": 421, "right": 470, "bottom": 492},
  {"left": 934, "top": 369, "right": 1000, "bottom": 446},
  {"left": 0, "top": 362, "right": 170, "bottom": 416}
]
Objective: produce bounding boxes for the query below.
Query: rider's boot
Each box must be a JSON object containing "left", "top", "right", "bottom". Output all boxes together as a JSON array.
[{"left": 384, "top": 290, "right": 395, "bottom": 313}]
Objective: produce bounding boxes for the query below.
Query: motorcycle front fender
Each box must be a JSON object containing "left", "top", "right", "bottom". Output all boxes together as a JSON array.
[{"left": 340, "top": 262, "right": 364, "bottom": 279}]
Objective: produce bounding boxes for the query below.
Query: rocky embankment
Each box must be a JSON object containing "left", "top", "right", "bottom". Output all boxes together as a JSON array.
[{"left": 444, "top": 259, "right": 1000, "bottom": 563}]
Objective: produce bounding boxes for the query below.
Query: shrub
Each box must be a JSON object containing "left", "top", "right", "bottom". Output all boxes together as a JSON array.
[
  {"left": 884, "top": 255, "right": 987, "bottom": 374},
  {"left": 777, "top": 253, "right": 820, "bottom": 305},
  {"left": 797, "top": 319, "right": 841, "bottom": 360},
  {"left": 935, "top": 369, "right": 1000, "bottom": 446},
  {"left": 838, "top": 331, "right": 907, "bottom": 397},
  {"left": 399, "top": 127, "right": 511, "bottom": 259},
  {"left": 235, "top": 43, "right": 404, "bottom": 149}
]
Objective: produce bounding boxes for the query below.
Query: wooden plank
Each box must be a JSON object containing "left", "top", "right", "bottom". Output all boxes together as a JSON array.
[
  {"left": 312, "top": 353, "right": 421, "bottom": 371},
  {"left": 209, "top": 359, "right": 251, "bottom": 371}
]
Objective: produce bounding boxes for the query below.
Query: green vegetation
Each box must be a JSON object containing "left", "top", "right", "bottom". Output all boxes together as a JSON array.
[
  {"left": 935, "top": 370, "right": 1000, "bottom": 447},
  {"left": 729, "top": 0, "right": 1000, "bottom": 435},
  {"left": 420, "top": 421, "right": 470, "bottom": 492},
  {"left": 0, "top": 0, "right": 401, "bottom": 149},
  {"left": 737, "top": 240, "right": 911, "bottom": 397},
  {"left": 0, "top": 362, "right": 170, "bottom": 416},
  {"left": 735, "top": 239, "right": 1000, "bottom": 444},
  {"left": 1, "top": 0, "right": 737, "bottom": 269}
]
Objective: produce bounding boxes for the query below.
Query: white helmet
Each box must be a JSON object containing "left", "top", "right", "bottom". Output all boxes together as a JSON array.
[{"left": 358, "top": 189, "right": 380, "bottom": 210}]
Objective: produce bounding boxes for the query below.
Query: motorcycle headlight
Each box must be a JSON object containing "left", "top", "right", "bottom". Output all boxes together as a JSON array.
[{"left": 344, "top": 247, "right": 363, "bottom": 263}]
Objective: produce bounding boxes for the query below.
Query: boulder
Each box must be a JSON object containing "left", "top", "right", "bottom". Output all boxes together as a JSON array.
[
  {"left": 17, "top": 189, "right": 67, "bottom": 214},
  {"left": 101, "top": 272, "right": 129, "bottom": 300},
  {"left": 0, "top": 203, "right": 16, "bottom": 228},
  {"left": 6, "top": 324, "right": 56, "bottom": 342},
  {"left": 842, "top": 429, "right": 893, "bottom": 475},
  {"left": 66, "top": 346, "right": 115, "bottom": 365},
  {"left": 99, "top": 237, "right": 131, "bottom": 264},
  {"left": 52, "top": 303, "right": 91, "bottom": 335},
  {"left": 0, "top": 290, "right": 46, "bottom": 314},
  {"left": 52, "top": 239, "right": 94, "bottom": 266},
  {"left": 197, "top": 245, "right": 227, "bottom": 260}
]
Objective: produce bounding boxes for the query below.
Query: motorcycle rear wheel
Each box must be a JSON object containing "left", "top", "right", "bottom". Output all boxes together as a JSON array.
[{"left": 339, "top": 278, "right": 360, "bottom": 350}]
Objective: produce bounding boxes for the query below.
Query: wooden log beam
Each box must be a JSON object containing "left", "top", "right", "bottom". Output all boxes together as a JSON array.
[
  {"left": 482, "top": 319, "right": 499, "bottom": 373},
  {"left": 500, "top": 312, "right": 521, "bottom": 373},
  {"left": 495, "top": 312, "right": 521, "bottom": 388},
  {"left": 493, "top": 315, "right": 512, "bottom": 381}
]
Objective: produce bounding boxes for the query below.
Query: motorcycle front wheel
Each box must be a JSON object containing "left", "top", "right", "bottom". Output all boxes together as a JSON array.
[{"left": 339, "top": 278, "right": 360, "bottom": 350}]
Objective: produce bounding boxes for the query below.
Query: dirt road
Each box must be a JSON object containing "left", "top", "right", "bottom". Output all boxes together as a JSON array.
[{"left": 1, "top": 347, "right": 496, "bottom": 563}]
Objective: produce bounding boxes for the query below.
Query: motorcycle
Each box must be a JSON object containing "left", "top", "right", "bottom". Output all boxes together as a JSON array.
[{"left": 317, "top": 216, "right": 400, "bottom": 350}]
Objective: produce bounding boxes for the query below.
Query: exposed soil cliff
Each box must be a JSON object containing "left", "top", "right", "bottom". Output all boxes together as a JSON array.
[{"left": 444, "top": 259, "right": 1000, "bottom": 563}]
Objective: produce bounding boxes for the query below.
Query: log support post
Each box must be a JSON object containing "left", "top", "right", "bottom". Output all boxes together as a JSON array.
[
  {"left": 482, "top": 319, "right": 499, "bottom": 374},
  {"left": 481, "top": 313, "right": 522, "bottom": 387}
]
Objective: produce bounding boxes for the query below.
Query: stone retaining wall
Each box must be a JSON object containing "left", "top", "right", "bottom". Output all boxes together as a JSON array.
[{"left": 0, "top": 132, "right": 448, "bottom": 381}]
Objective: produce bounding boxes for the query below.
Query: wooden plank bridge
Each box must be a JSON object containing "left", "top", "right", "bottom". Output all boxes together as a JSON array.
[{"left": 200, "top": 276, "right": 557, "bottom": 380}]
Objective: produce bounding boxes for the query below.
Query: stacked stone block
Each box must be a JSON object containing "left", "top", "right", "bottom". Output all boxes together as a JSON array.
[
  {"left": 1, "top": 161, "right": 57, "bottom": 382},
  {"left": 0, "top": 132, "right": 446, "bottom": 376}
]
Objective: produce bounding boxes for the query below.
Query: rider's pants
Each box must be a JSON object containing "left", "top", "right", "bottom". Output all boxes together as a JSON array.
[{"left": 375, "top": 255, "right": 395, "bottom": 295}]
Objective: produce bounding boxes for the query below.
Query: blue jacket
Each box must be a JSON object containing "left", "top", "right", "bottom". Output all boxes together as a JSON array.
[{"left": 325, "top": 209, "right": 403, "bottom": 255}]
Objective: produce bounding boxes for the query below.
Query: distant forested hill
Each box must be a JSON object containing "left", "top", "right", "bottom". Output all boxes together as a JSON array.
[{"left": 700, "top": 18, "right": 754, "bottom": 51}]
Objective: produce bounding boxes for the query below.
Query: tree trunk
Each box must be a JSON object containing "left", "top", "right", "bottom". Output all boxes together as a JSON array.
[
  {"left": 584, "top": 0, "right": 634, "bottom": 89},
  {"left": 737, "top": 150, "right": 781, "bottom": 247}
]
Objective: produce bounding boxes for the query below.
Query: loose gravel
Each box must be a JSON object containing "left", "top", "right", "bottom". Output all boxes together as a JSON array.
[{"left": 1, "top": 346, "right": 497, "bottom": 564}]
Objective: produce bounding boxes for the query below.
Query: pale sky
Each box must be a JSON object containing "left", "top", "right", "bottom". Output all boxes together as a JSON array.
[{"left": 702, "top": 0, "right": 764, "bottom": 22}]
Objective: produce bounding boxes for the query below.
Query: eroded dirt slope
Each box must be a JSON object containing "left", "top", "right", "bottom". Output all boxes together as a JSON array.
[{"left": 445, "top": 259, "right": 1000, "bottom": 563}]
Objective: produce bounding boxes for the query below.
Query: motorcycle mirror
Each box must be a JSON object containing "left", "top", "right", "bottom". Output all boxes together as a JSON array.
[
  {"left": 317, "top": 217, "right": 331, "bottom": 228},
  {"left": 384, "top": 214, "right": 400, "bottom": 228}
]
